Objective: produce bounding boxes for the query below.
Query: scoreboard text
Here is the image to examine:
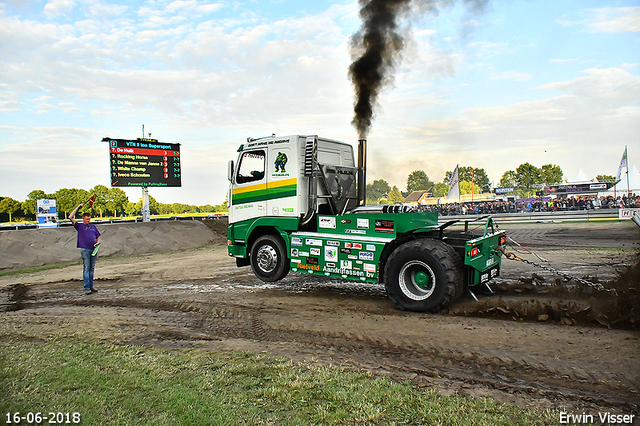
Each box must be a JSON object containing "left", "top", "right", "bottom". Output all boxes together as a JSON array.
[{"left": 105, "top": 138, "right": 181, "bottom": 187}]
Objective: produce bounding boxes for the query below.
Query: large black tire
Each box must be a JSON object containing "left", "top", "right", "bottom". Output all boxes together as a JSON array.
[
  {"left": 384, "top": 239, "right": 464, "bottom": 312},
  {"left": 250, "top": 235, "right": 289, "bottom": 282}
]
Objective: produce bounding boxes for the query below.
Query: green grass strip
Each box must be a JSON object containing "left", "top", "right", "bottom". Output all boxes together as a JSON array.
[
  {"left": 0, "top": 262, "right": 80, "bottom": 278},
  {"left": 0, "top": 335, "right": 555, "bottom": 425}
]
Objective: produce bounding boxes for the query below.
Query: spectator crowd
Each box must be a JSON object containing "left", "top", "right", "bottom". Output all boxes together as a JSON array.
[{"left": 416, "top": 194, "right": 640, "bottom": 216}]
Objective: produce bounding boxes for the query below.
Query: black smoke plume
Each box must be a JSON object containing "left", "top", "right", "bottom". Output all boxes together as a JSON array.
[
  {"left": 349, "top": 0, "right": 489, "bottom": 138},
  {"left": 349, "top": 0, "right": 412, "bottom": 139}
]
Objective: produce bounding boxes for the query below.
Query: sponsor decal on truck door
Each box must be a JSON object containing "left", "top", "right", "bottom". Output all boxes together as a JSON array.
[{"left": 267, "top": 146, "right": 297, "bottom": 217}]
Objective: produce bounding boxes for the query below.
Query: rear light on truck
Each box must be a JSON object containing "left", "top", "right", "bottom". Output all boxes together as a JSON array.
[
  {"left": 499, "top": 236, "right": 506, "bottom": 246},
  {"left": 467, "top": 247, "right": 480, "bottom": 258}
]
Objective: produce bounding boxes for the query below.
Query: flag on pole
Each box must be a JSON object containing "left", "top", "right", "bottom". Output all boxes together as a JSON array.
[
  {"left": 86, "top": 194, "right": 97, "bottom": 208},
  {"left": 616, "top": 146, "right": 628, "bottom": 181},
  {"left": 447, "top": 165, "right": 460, "bottom": 200}
]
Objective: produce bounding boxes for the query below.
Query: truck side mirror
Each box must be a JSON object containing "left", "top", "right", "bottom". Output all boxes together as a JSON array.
[{"left": 227, "top": 160, "right": 234, "bottom": 182}]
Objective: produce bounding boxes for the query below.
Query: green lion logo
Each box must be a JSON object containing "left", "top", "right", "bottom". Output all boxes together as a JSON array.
[{"left": 274, "top": 152, "right": 287, "bottom": 173}]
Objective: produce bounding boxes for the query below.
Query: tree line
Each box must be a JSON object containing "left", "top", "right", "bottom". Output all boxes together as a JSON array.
[
  {"left": 0, "top": 185, "right": 227, "bottom": 222},
  {"left": 366, "top": 162, "right": 613, "bottom": 204},
  {"left": 366, "top": 167, "right": 492, "bottom": 204}
]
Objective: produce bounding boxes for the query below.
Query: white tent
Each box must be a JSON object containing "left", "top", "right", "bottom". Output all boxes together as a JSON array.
[{"left": 569, "top": 168, "right": 592, "bottom": 183}]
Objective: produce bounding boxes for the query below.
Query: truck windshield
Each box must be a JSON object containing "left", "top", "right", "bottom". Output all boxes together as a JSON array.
[{"left": 236, "top": 150, "right": 265, "bottom": 184}]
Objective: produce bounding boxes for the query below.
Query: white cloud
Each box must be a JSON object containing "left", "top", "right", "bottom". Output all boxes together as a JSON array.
[
  {"left": 0, "top": 1, "right": 354, "bottom": 125},
  {"left": 43, "top": 0, "right": 75, "bottom": 18},
  {"left": 585, "top": 7, "right": 640, "bottom": 33},
  {"left": 491, "top": 71, "right": 532, "bottom": 81},
  {"left": 88, "top": 2, "right": 130, "bottom": 18},
  {"left": 558, "top": 6, "right": 640, "bottom": 33},
  {"left": 537, "top": 67, "right": 640, "bottom": 104}
]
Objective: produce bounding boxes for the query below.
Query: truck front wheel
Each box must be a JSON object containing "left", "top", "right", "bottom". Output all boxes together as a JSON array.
[
  {"left": 250, "top": 235, "right": 289, "bottom": 282},
  {"left": 384, "top": 239, "right": 463, "bottom": 312}
]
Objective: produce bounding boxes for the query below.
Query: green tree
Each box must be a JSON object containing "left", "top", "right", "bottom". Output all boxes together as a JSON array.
[
  {"left": 540, "top": 164, "right": 563, "bottom": 184},
  {"left": 22, "top": 190, "right": 49, "bottom": 217},
  {"left": 157, "top": 203, "right": 171, "bottom": 214},
  {"left": 406, "top": 170, "right": 433, "bottom": 193},
  {"left": 596, "top": 174, "right": 615, "bottom": 182},
  {"left": 0, "top": 197, "right": 22, "bottom": 222},
  {"left": 367, "top": 179, "right": 391, "bottom": 203},
  {"left": 515, "top": 163, "right": 542, "bottom": 197},
  {"left": 387, "top": 185, "right": 404, "bottom": 204},
  {"left": 431, "top": 182, "right": 449, "bottom": 198},
  {"left": 460, "top": 181, "right": 481, "bottom": 195},
  {"left": 499, "top": 171, "right": 517, "bottom": 188},
  {"left": 90, "top": 185, "right": 110, "bottom": 217},
  {"left": 445, "top": 167, "right": 490, "bottom": 192},
  {"left": 149, "top": 196, "right": 160, "bottom": 215},
  {"left": 124, "top": 201, "right": 139, "bottom": 216},
  {"left": 55, "top": 188, "right": 89, "bottom": 218},
  {"left": 172, "top": 203, "right": 185, "bottom": 214},
  {"left": 105, "top": 188, "right": 129, "bottom": 217},
  {"left": 162, "top": 203, "right": 176, "bottom": 214},
  {"left": 214, "top": 196, "right": 228, "bottom": 212}
]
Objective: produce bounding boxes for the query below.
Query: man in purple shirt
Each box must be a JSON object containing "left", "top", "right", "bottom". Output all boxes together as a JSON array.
[{"left": 69, "top": 203, "right": 101, "bottom": 295}]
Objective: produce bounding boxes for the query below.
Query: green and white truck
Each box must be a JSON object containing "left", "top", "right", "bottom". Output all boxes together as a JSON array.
[{"left": 227, "top": 135, "right": 506, "bottom": 312}]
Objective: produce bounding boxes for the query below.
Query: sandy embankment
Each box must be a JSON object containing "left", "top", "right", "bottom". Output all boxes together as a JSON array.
[{"left": 0, "top": 220, "right": 227, "bottom": 271}]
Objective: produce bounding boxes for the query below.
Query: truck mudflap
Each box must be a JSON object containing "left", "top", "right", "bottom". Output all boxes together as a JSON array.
[{"left": 463, "top": 217, "right": 507, "bottom": 286}]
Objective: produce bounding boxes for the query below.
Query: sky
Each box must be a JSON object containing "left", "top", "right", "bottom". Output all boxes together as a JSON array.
[{"left": 1, "top": 0, "right": 639, "bottom": 206}]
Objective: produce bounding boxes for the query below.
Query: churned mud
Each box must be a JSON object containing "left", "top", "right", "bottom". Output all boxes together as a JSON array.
[{"left": 1, "top": 219, "right": 639, "bottom": 416}]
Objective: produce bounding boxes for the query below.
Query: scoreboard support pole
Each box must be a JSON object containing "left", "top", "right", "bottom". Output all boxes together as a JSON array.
[{"left": 142, "top": 187, "right": 151, "bottom": 222}]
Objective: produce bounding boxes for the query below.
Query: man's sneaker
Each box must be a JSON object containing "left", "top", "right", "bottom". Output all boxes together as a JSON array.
[
  {"left": 90, "top": 287, "right": 98, "bottom": 293},
  {"left": 84, "top": 288, "right": 93, "bottom": 295}
]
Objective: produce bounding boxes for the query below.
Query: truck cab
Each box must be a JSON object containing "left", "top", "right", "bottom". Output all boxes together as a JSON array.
[{"left": 228, "top": 135, "right": 356, "bottom": 225}]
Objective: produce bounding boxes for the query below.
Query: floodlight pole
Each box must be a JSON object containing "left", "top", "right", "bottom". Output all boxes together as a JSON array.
[{"left": 142, "top": 187, "right": 150, "bottom": 222}]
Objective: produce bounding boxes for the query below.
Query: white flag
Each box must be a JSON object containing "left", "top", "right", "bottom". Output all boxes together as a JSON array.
[
  {"left": 447, "top": 165, "right": 459, "bottom": 200},
  {"left": 616, "top": 146, "right": 628, "bottom": 181}
]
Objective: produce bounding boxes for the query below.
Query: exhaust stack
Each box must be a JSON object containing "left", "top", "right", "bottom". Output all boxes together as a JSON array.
[{"left": 357, "top": 139, "right": 367, "bottom": 206}]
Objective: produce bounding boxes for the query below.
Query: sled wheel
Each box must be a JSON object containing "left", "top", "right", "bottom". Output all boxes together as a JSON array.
[
  {"left": 250, "top": 235, "right": 289, "bottom": 282},
  {"left": 384, "top": 239, "right": 463, "bottom": 312}
]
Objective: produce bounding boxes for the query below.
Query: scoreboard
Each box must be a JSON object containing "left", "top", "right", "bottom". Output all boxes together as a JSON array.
[{"left": 105, "top": 137, "right": 181, "bottom": 187}]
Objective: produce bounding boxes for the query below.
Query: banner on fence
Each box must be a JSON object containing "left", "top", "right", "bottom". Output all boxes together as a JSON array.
[
  {"left": 37, "top": 199, "right": 58, "bottom": 228},
  {"left": 619, "top": 208, "right": 640, "bottom": 220}
]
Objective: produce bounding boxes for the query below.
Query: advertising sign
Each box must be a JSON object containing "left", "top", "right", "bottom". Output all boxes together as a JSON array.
[
  {"left": 37, "top": 199, "right": 58, "bottom": 228},
  {"left": 104, "top": 137, "right": 181, "bottom": 187},
  {"left": 543, "top": 182, "right": 613, "bottom": 196},
  {"left": 494, "top": 187, "right": 515, "bottom": 194},
  {"left": 619, "top": 208, "right": 640, "bottom": 220}
]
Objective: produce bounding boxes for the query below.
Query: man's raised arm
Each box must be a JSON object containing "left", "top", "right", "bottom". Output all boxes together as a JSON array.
[{"left": 68, "top": 203, "right": 83, "bottom": 225}]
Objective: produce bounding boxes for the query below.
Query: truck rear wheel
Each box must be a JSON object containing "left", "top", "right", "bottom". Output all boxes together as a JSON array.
[
  {"left": 384, "top": 239, "right": 463, "bottom": 312},
  {"left": 250, "top": 235, "right": 289, "bottom": 282}
]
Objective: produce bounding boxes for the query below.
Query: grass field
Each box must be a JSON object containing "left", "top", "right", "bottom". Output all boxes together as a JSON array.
[{"left": 0, "top": 331, "right": 556, "bottom": 426}]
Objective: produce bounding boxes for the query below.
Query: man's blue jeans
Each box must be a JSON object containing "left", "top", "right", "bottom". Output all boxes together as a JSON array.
[{"left": 80, "top": 248, "right": 96, "bottom": 290}]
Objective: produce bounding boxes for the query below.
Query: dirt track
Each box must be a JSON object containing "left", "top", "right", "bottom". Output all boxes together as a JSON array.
[{"left": 1, "top": 219, "right": 639, "bottom": 416}]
